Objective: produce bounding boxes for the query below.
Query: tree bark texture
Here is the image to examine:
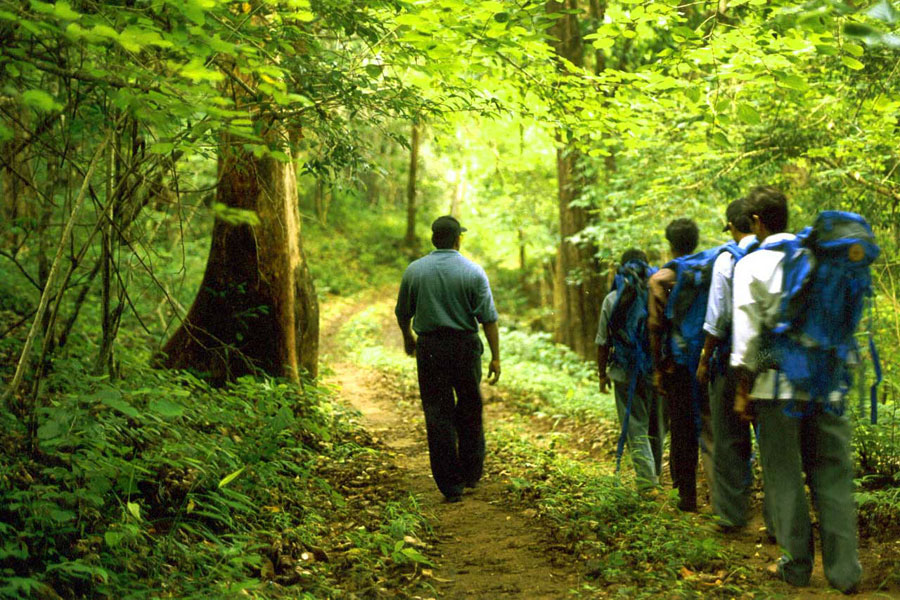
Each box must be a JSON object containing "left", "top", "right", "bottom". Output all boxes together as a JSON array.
[
  {"left": 1, "top": 108, "right": 34, "bottom": 249},
  {"left": 404, "top": 121, "right": 420, "bottom": 248},
  {"left": 547, "top": 0, "right": 605, "bottom": 359},
  {"left": 158, "top": 135, "right": 319, "bottom": 384}
]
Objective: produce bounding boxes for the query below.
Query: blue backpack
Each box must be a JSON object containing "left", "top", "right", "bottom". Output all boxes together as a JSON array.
[
  {"left": 761, "top": 211, "right": 881, "bottom": 421},
  {"left": 608, "top": 260, "right": 657, "bottom": 376},
  {"left": 664, "top": 242, "right": 751, "bottom": 370},
  {"left": 607, "top": 259, "right": 656, "bottom": 475}
]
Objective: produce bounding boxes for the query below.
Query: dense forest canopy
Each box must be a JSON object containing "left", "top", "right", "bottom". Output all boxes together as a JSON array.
[{"left": 1, "top": 0, "right": 899, "bottom": 598}]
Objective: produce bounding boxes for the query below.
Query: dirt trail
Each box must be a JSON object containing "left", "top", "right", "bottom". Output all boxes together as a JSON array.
[
  {"left": 331, "top": 365, "right": 580, "bottom": 599},
  {"left": 322, "top": 292, "right": 581, "bottom": 598}
]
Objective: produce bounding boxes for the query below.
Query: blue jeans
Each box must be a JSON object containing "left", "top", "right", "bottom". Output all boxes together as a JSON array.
[{"left": 613, "top": 377, "right": 663, "bottom": 489}]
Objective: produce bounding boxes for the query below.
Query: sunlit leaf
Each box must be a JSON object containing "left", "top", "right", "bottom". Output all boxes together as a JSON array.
[
  {"left": 841, "top": 56, "right": 865, "bottom": 70},
  {"left": 52, "top": 1, "right": 80, "bottom": 20},
  {"left": 218, "top": 467, "right": 246, "bottom": 488},
  {"left": 21, "top": 89, "right": 61, "bottom": 112},
  {"left": 736, "top": 103, "right": 761, "bottom": 125}
]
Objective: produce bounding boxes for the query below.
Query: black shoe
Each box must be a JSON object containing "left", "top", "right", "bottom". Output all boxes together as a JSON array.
[
  {"left": 715, "top": 522, "right": 744, "bottom": 534},
  {"left": 445, "top": 495, "right": 462, "bottom": 503},
  {"left": 677, "top": 498, "right": 697, "bottom": 512}
]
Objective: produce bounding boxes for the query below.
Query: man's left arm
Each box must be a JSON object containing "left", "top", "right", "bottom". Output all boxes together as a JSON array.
[
  {"left": 473, "top": 268, "right": 501, "bottom": 384},
  {"left": 482, "top": 320, "right": 501, "bottom": 385},
  {"left": 648, "top": 267, "right": 676, "bottom": 395},
  {"left": 698, "top": 254, "right": 731, "bottom": 385}
]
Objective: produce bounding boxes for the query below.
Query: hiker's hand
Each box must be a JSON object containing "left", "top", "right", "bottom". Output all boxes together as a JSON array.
[
  {"left": 487, "top": 359, "right": 501, "bottom": 385},
  {"left": 696, "top": 360, "right": 710, "bottom": 387},
  {"left": 403, "top": 335, "right": 416, "bottom": 357},
  {"left": 652, "top": 370, "right": 666, "bottom": 397},
  {"left": 734, "top": 388, "right": 753, "bottom": 422},
  {"left": 598, "top": 374, "right": 611, "bottom": 394}
]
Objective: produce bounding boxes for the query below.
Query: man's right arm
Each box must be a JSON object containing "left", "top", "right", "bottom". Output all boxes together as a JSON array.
[
  {"left": 595, "top": 292, "right": 615, "bottom": 393},
  {"left": 397, "top": 315, "right": 416, "bottom": 357},
  {"left": 395, "top": 275, "right": 416, "bottom": 357},
  {"left": 731, "top": 259, "right": 764, "bottom": 420}
]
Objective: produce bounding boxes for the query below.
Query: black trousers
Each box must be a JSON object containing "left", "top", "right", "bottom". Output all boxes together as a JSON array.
[
  {"left": 665, "top": 364, "right": 707, "bottom": 509},
  {"left": 416, "top": 330, "right": 486, "bottom": 498}
]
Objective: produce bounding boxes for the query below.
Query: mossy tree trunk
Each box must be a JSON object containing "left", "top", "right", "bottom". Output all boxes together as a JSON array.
[
  {"left": 548, "top": 0, "right": 605, "bottom": 359},
  {"left": 158, "top": 132, "right": 318, "bottom": 384}
]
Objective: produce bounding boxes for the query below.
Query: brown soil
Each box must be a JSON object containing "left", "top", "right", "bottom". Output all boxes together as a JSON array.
[{"left": 320, "top": 291, "right": 900, "bottom": 599}]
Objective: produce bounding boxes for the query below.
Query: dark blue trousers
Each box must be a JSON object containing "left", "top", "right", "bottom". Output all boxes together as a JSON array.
[{"left": 416, "top": 331, "right": 485, "bottom": 498}]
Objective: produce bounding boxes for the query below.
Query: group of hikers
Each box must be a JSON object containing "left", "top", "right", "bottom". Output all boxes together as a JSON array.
[
  {"left": 396, "top": 187, "right": 879, "bottom": 595},
  {"left": 597, "top": 185, "right": 878, "bottom": 594}
]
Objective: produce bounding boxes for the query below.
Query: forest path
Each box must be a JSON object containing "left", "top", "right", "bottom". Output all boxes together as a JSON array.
[
  {"left": 321, "top": 290, "right": 582, "bottom": 599},
  {"left": 319, "top": 289, "right": 898, "bottom": 599}
]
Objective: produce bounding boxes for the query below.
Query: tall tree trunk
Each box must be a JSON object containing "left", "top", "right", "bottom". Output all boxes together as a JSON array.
[
  {"left": 158, "top": 132, "right": 318, "bottom": 384},
  {"left": 547, "top": 0, "right": 605, "bottom": 359},
  {"left": 404, "top": 121, "right": 420, "bottom": 248},
  {"left": 0, "top": 106, "right": 33, "bottom": 250},
  {"left": 314, "top": 176, "right": 330, "bottom": 225}
]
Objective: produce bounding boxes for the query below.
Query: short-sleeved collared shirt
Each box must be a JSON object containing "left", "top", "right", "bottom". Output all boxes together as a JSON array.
[
  {"left": 730, "top": 232, "right": 808, "bottom": 400},
  {"left": 702, "top": 234, "right": 758, "bottom": 339},
  {"left": 395, "top": 249, "right": 498, "bottom": 335},
  {"left": 594, "top": 290, "right": 627, "bottom": 383}
]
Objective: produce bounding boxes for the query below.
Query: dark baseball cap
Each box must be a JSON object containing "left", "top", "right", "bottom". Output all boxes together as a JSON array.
[
  {"left": 431, "top": 215, "right": 467, "bottom": 236},
  {"left": 723, "top": 198, "right": 747, "bottom": 232}
]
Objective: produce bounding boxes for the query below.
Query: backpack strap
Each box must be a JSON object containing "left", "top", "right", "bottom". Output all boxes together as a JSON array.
[{"left": 867, "top": 297, "right": 882, "bottom": 424}]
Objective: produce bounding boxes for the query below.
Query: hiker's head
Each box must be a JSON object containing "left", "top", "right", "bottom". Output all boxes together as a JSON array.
[
  {"left": 665, "top": 218, "right": 699, "bottom": 258},
  {"left": 745, "top": 186, "right": 788, "bottom": 237},
  {"left": 620, "top": 248, "right": 648, "bottom": 266},
  {"left": 431, "top": 215, "right": 466, "bottom": 250},
  {"left": 724, "top": 198, "right": 753, "bottom": 238}
]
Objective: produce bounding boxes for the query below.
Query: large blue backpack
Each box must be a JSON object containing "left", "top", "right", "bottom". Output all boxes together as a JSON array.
[
  {"left": 664, "top": 242, "right": 751, "bottom": 370},
  {"left": 608, "top": 260, "right": 656, "bottom": 377},
  {"left": 607, "top": 259, "right": 656, "bottom": 475},
  {"left": 761, "top": 211, "right": 881, "bottom": 420}
]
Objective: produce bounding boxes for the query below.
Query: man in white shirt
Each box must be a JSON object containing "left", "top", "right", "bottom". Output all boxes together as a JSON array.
[
  {"left": 696, "top": 198, "right": 772, "bottom": 535},
  {"left": 731, "top": 187, "right": 861, "bottom": 594}
]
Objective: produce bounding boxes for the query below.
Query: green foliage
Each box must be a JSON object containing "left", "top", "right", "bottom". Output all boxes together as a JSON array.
[
  {"left": 0, "top": 366, "right": 432, "bottom": 598},
  {"left": 500, "top": 328, "right": 615, "bottom": 422},
  {"left": 304, "top": 208, "right": 412, "bottom": 298},
  {"left": 491, "top": 427, "right": 761, "bottom": 598}
]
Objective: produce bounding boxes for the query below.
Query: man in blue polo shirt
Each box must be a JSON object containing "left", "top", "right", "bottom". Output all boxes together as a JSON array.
[{"left": 395, "top": 215, "right": 501, "bottom": 503}]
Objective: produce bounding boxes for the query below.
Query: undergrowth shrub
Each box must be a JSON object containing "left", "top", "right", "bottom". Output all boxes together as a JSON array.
[
  {"left": 492, "top": 427, "right": 757, "bottom": 599},
  {"left": 0, "top": 366, "right": 431, "bottom": 599}
]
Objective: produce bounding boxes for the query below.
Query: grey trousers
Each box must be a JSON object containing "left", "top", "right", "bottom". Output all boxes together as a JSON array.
[
  {"left": 710, "top": 368, "right": 774, "bottom": 531},
  {"left": 613, "top": 378, "right": 664, "bottom": 489},
  {"left": 756, "top": 401, "right": 861, "bottom": 593}
]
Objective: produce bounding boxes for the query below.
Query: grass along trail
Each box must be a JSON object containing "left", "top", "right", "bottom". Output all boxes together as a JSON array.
[{"left": 320, "top": 290, "right": 900, "bottom": 599}]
